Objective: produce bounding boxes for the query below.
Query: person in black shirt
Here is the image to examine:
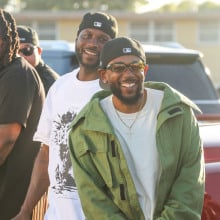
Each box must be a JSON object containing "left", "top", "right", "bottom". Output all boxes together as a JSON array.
[
  {"left": 0, "top": 9, "right": 45, "bottom": 219},
  {"left": 17, "top": 25, "right": 59, "bottom": 94}
]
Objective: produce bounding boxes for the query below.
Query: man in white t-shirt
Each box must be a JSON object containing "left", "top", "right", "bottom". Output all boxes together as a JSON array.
[
  {"left": 69, "top": 37, "right": 205, "bottom": 219},
  {"left": 12, "top": 12, "right": 118, "bottom": 220}
]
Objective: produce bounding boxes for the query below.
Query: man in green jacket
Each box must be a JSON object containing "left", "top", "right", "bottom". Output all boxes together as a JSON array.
[{"left": 69, "top": 37, "right": 205, "bottom": 220}]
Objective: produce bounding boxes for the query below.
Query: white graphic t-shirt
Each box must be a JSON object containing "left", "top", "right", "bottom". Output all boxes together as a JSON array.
[{"left": 33, "top": 68, "right": 102, "bottom": 219}]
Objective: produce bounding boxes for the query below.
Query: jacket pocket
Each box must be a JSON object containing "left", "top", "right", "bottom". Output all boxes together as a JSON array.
[{"left": 75, "top": 135, "right": 114, "bottom": 188}]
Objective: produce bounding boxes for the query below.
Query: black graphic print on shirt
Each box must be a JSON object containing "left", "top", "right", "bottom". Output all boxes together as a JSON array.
[{"left": 52, "top": 110, "right": 77, "bottom": 194}]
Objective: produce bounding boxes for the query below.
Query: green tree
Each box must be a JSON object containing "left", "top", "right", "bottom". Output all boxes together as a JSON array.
[
  {"left": 0, "top": 0, "right": 9, "bottom": 8},
  {"left": 177, "top": 0, "right": 198, "bottom": 12},
  {"left": 18, "top": 0, "right": 146, "bottom": 11},
  {"left": 158, "top": 3, "right": 178, "bottom": 12},
  {"left": 158, "top": 0, "right": 220, "bottom": 12},
  {"left": 159, "top": 0, "right": 198, "bottom": 12},
  {"left": 199, "top": 1, "right": 220, "bottom": 11}
]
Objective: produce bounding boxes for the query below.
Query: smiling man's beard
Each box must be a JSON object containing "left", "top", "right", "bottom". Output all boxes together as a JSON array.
[
  {"left": 75, "top": 47, "right": 100, "bottom": 70},
  {"left": 110, "top": 83, "right": 144, "bottom": 105}
]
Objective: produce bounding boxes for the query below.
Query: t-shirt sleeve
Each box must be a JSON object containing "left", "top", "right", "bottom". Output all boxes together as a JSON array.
[{"left": 33, "top": 86, "right": 53, "bottom": 145}]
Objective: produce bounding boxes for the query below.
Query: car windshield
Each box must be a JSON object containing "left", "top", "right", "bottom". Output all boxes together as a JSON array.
[
  {"left": 146, "top": 60, "right": 218, "bottom": 100},
  {"left": 145, "top": 55, "right": 220, "bottom": 114}
]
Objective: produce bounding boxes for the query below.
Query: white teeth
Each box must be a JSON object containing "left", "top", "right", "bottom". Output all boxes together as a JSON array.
[
  {"left": 121, "top": 83, "right": 135, "bottom": 88},
  {"left": 84, "top": 49, "right": 97, "bottom": 56}
]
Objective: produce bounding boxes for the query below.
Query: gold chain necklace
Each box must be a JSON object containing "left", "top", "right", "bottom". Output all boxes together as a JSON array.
[
  {"left": 114, "top": 107, "right": 142, "bottom": 130},
  {"left": 113, "top": 92, "right": 146, "bottom": 131}
]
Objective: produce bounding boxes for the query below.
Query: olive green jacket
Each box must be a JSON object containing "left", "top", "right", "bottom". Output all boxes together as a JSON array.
[{"left": 69, "top": 82, "right": 205, "bottom": 220}]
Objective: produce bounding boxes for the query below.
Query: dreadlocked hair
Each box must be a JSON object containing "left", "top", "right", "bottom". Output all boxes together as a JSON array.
[{"left": 0, "top": 9, "right": 19, "bottom": 69}]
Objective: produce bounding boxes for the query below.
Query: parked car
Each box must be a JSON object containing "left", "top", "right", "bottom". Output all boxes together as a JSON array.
[
  {"left": 200, "top": 122, "right": 220, "bottom": 203},
  {"left": 40, "top": 40, "right": 77, "bottom": 75},
  {"left": 40, "top": 40, "right": 220, "bottom": 213},
  {"left": 143, "top": 44, "right": 220, "bottom": 119}
]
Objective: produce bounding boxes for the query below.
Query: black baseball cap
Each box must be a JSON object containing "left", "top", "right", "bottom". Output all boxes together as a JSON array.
[
  {"left": 77, "top": 12, "right": 118, "bottom": 39},
  {"left": 17, "top": 25, "right": 39, "bottom": 46},
  {"left": 100, "top": 36, "right": 146, "bottom": 69}
]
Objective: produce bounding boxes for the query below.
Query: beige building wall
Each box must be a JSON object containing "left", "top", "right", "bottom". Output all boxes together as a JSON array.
[
  {"left": 197, "top": 46, "right": 220, "bottom": 86},
  {"left": 57, "top": 21, "right": 78, "bottom": 42},
  {"left": 175, "top": 20, "right": 197, "bottom": 48}
]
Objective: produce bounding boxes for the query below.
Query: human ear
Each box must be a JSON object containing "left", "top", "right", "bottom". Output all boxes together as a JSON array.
[
  {"left": 98, "top": 69, "right": 108, "bottom": 84},
  {"left": 144, "top": 64, "right": 149, "bottom": 77},
  {"left": 38, "top": 47, "right": 43, "bottom": 55}
]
